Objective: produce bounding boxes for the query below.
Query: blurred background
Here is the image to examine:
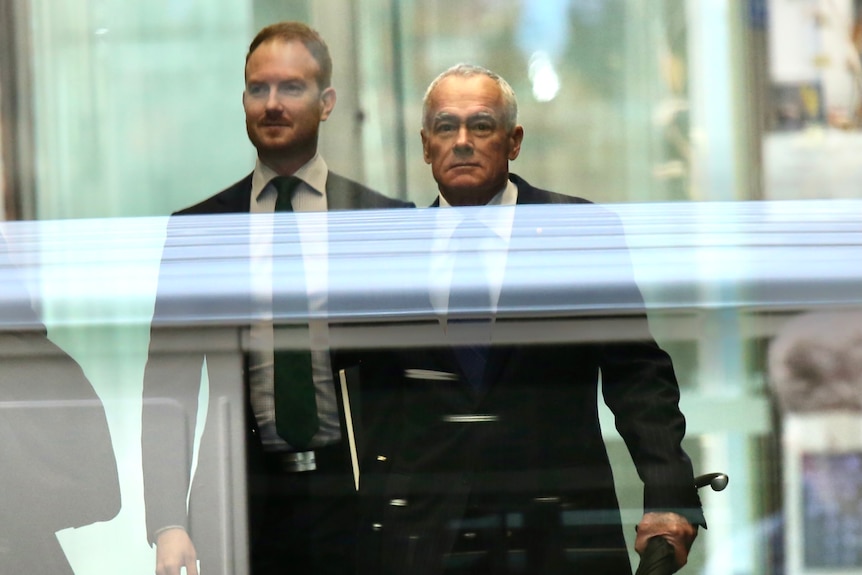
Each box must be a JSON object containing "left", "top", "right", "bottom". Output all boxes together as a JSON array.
[{"left": 2, "top": 1, "right": 862, "bottom": 574}]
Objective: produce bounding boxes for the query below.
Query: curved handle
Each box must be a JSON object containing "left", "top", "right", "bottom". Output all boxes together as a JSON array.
[{"left": 693, "top": 472, "right": 729, "bottom": 492}]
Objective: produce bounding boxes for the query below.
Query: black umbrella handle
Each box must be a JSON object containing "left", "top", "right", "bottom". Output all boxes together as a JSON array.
[
  {"left": 635, "top": 473, "right": 728, "bottom": 574},
  {"left": 635, "top": 536, "right": 676, "bottom": 575}
]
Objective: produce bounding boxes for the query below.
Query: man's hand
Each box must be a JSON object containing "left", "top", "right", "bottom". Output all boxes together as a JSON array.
[
  {"left": 635, "top": 512, "right": 698, "bottom": 571},
  {"left": 155, "top": 528, "right": 198, "bottom": 575}
]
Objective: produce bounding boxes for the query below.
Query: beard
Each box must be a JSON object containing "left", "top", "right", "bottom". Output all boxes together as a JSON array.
[{"left": 246, "top": 122, "right": 318, "bottom": 164}]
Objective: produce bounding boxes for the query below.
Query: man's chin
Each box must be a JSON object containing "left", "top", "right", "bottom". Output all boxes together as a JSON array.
[
  {"left": 441, "top": 172, "right": 486, "bottom": 189},
  {"left": 248, "top": 125, "right": 294, "bottom": 144},
  {"left": 250, "top": 138, "right": 296, "bottom": 156}
]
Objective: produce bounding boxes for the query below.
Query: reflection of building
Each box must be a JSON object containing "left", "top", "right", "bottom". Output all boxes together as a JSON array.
[
  {"left": 764, "top": 0, "right": 862, "bottom": 200},
  {"left": 769, "top": 311, "right": 862, "bottom": 574},
  {"left": 772, "top": 82, "right": 825, "bottom": 130},
  {"left": 768, "top": 0, "right": 862, "bottom": 129}
]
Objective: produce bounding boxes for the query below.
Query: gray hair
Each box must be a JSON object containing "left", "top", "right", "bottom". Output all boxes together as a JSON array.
[{"left": 421, "top": 63, "right": 519, "bottom": 133}]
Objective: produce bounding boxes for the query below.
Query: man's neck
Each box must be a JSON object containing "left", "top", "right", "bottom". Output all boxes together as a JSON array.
[
  {"left": 441, "top": 190, "right": 494, "bottom": 207},
  {"left": 259, "top": 149, "right": 317, "bottom": 177},
  {"left": 440, "top": 176, "right": 510, "bottom": 207}
]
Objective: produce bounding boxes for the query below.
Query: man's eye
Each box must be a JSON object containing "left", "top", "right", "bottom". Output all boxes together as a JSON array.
[
  {"left": 471, "top": 122, "right": 493, "bottom": 133},
  {"left": 247, "top": 85, "right": 268, "bottom": 98},
  {"left": 279, "top": 83, "right": 305, "bottom": 96},
  {"left": 435, "top": 123, "right": 457, "bottom": 133}
]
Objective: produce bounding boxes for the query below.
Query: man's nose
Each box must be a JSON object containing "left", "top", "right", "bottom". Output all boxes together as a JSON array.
[
  {"left": 453, "top": 125, "right": 472, "bottom": 154},
  {"left": 265, "top": 88, "right": 282, "bottom": 112}
]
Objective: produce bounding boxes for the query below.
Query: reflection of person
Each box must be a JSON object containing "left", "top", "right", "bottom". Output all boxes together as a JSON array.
[
  {"left": 141, "top": 21, "right": 412, "bottom": 575},
  {"left": 356, "top": 64, "right": 704, "bottom": 575},
  {"left": 0, "top": 234, "right": 120, "bottom": 574}
]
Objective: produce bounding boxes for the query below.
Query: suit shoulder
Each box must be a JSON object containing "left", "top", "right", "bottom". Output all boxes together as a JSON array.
[
  {"left": 544, "top": 189, "right": 592, "bottom": 205},
  {"left": 510, "top": 173, "right": 592, "bottom": 206},
  {"left": 327, "top": 171, "right": 415, "bottom": 209},
  {"left": 173, "top": 173, "right": 253, "bottom": 216},
  {"left": 537, "top": 187, "right": 625, "bottom": 226}
]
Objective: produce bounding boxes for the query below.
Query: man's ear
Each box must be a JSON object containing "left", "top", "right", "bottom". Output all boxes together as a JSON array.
[
  {"left": 420, "top": 129, "right": 432, "bottom": 164},
  {"left": 508, "top": 125, "right": 524, "bottom": 161},
  {"left": 320, "top": 87, "right": 337, "bottom": 121}
]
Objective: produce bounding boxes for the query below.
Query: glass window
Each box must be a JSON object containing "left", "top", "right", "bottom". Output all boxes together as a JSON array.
[{"left": 1, "top": 2, "right": 861, "bottom": 574}]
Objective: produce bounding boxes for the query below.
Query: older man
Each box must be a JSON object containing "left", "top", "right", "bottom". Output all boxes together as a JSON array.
[{"left": 356, "top": 64, "right": 704, "bottom": 575}]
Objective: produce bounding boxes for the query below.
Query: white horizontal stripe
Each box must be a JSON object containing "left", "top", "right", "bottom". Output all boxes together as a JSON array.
[
  {"left": 404, "top": 368, "right": 459, "bottom": 381},
  {"left": 442, "top": 414, "right": 500, "bottom": 423}
]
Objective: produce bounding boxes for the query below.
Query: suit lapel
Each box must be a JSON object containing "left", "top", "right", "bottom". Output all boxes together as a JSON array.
[
  {"left": 215, "top": 175, "right": 253, "bottom": 321},
  {"left": 188, "top": 173, "right": 253, "bottom": 215},
  {"left": 326, "top": 171, "right": 359, "bottom": 210},
  {"left": 219, "top": 178, "right": 253, "bottom": 212}
]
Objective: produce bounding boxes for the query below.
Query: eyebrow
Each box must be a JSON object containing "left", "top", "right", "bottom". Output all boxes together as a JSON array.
[
  {"left": 432, "top": 111, "right": 497, "bottom": 124},
  {"left": 246, "top": 75, "right": 307, "bottom": 85}
]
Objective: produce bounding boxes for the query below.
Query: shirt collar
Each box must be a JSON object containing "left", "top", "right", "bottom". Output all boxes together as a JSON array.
[
  {"left": 437, "top": 178, "right": 517, "bottom": 208},
  {"left": 436, "top": 178, "right": 518, "bottom": 242},
  {"left": 251, "top": 153, "right": 329, "bottom": 202}
]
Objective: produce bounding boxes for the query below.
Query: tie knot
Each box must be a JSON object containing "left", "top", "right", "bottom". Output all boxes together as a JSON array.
[{"left": 272, "top": 176, "right": 301, "bottom": 212}]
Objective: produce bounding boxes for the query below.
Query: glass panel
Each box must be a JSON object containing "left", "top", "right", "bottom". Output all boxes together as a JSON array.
[
  {"left": 0, "top": 2, "right": 860, "bottom": 575},
  {"left": 28, "top": 0, "right": 253, "bottom": 219}
]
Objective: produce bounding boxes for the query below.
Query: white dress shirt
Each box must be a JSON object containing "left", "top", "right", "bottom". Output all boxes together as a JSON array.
[
  {"left": 430, "top": 179, "right": 519, "bottom": 325},
  {"left": 247, "top": 154, "right": 340, "bottom": 450}
]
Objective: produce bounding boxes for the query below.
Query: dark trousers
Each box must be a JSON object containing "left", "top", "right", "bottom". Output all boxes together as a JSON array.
[
  {"left": 365, "top": 494, "right": 632, "bottom": 575},
  {"left": 247, "top": 443, "right": 358, "bottom": 575}
]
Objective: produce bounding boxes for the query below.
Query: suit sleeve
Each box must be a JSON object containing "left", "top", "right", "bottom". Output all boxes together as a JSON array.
[
  {"left": 600, "top": 337, "right": 705, "bottom": 526},
  {"left": 591, "top": 212, "right": 706, "bottom": 527},
  {"left": 140, "top": 217, "right": 207, "bottom": 544}
]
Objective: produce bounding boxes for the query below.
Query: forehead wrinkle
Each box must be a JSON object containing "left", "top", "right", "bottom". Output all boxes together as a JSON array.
[{"left": 432, "top": 111, "right": 459, "bottom": 122}]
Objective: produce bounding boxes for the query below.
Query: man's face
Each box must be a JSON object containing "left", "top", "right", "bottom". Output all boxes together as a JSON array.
[
  {"left": 243, "top": 39, "right": 335, "bottom": 168},
  {"left": 421, "top": 75, "right": 523, "bottom": 206}
]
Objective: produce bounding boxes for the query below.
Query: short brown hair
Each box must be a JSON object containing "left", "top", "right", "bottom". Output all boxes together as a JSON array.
[{"left": 245, "top": 21, "right": 333, "bottom": 89}]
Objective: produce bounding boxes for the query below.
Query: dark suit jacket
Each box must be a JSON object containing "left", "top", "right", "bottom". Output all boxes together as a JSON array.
[
  {"left": 140, "top": 171, "right": 413, "bottom": 561},
  {"left": 0, "top": 237, "right": 120, "bottom": 573},
  {"left": 356, "top": 174, "right": 704, "bottom": 575}
]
